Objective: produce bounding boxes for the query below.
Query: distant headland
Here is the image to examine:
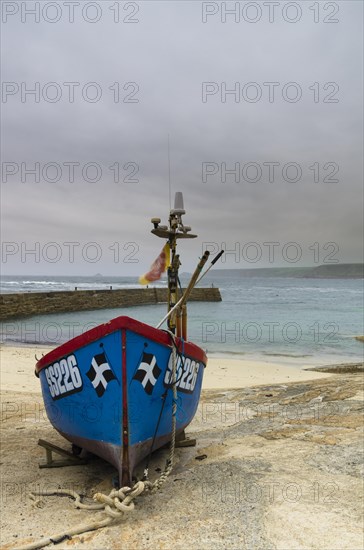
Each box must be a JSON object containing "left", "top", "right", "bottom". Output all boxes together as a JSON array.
[{"left": 213, "top": 263, "right": 364, "bottom": 279}]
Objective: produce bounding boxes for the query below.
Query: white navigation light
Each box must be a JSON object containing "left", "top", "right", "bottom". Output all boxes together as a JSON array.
[{"left": 171, "top": 192, "right": 185, "bottom": 216}]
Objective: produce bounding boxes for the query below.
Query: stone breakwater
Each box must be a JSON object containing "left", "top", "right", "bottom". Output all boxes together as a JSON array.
[{"left": 0, "top": 287, "right": 222, "bottom": 321}]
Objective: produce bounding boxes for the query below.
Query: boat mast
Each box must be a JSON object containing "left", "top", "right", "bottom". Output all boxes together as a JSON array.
[{"left": 151, "top": 192, "right": 197, "bottom": 335}]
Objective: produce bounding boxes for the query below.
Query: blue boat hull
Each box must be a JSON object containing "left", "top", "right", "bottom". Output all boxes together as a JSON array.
[{"left": 36, "top": 316, "right": 206, "bottom": 485}]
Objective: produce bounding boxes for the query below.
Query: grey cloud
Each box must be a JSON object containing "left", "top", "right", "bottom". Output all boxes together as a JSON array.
[{"left": 1, "top": 1, "right": 363, "bottom": 275}]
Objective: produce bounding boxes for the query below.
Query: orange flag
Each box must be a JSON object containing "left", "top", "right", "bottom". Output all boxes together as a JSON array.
[{"left": 139, "top": 243, "right": 170, "bottom": 285}]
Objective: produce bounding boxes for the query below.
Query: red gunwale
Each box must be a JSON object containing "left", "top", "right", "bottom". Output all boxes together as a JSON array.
[{"left": 35, "top": 315, "right": 207, "bottom": 373}]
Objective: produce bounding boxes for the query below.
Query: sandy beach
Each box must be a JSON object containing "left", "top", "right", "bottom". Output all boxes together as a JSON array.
[
  {"left": 0, "top": 345, "right": 335, "bottom": 394},
  {"left": 0, "top": 344, "right": 363, "bottom": 549}
]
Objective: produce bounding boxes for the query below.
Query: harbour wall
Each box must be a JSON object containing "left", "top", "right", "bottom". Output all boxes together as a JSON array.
[{"left": 0, "top": 287, "right": 222, "bottom": 321}]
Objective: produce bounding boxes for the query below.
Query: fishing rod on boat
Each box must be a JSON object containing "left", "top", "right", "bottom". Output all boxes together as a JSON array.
[
  {"left": 196, "top": 249, "right": 224, "bottom": 284},
  {"left": 155, "top": 249, "right": 224, "bottom": 330},
  {"left": 156, "top": 250, "right": 210, "bottom": 330}
]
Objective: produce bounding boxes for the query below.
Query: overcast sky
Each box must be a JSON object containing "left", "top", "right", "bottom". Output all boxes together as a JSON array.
[{"left": 1, "top": 0, "right": 363, "bottom": 275}]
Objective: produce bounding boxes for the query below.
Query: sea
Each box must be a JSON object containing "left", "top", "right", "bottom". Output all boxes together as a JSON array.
[{"left": 1, "top": 274, "right": 363, "bottom": 368}]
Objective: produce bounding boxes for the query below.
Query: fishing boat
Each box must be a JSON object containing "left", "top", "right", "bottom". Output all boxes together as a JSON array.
[{"left": 35, "top": 193, "right": 222, "bottom": 486}]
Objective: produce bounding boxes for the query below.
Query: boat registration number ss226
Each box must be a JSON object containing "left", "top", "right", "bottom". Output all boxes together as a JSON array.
[
  {"left": 44, "top": 354, "right": 83, "bottom": 400},
  {"left": 164, "top": 353, "right": 200, "bottom": 394}
]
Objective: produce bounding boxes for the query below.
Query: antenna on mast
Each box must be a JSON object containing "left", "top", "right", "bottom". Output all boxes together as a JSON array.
[
  {"left": 151, "top": 191, "right": 197, "bottom": 239},
  {"left": 151, "top": 192, "right": 197, "bottom": 334},
  {"left": 168, "top": 134, "right": 171, "bottom": 211},
  {"left": 151, "top": 193, "right": 223, "bottom": 336}
]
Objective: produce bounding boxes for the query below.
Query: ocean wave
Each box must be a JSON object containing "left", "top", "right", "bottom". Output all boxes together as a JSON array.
[
  {"left": 283, "top": 287, "right": 362, "bottom": 294},
  {"left": 1, "top": 281, "right": 168, "bottom": 293},
  {"left": 204, "top": 350, "right": 247, "bottom": 357},
  {"left": 263, "top": 352, "right": 311, "bottom": 358}
]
